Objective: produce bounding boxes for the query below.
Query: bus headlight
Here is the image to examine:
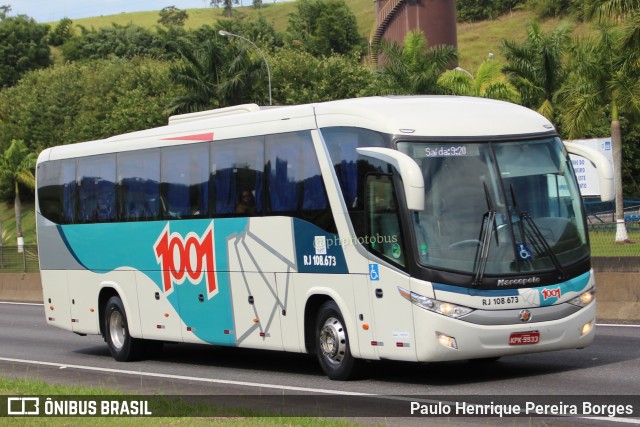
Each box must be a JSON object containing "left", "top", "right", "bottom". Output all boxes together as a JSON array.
[
  {"left": 567, "top": 288, "right": 595, "bottom": 307},
  {"left": 398, "top": 287, "right": 474, "bottom": 318}
]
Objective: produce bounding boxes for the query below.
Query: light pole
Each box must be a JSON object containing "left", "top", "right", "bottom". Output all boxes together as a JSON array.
[
  {"left": 454, "top": 66, "right": 473, "bottom": 78},
  {"left": 218, "top": 30, "right": 272, "bottom": 106}
]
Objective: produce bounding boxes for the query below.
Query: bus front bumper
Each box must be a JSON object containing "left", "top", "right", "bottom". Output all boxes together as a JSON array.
[{"left": 412, "top": 301, "right": 596, "bottom": 362}]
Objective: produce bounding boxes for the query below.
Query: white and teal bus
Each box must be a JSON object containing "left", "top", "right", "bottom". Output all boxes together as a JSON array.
[{"left": 36, "top": 96, "right": 613, "bottom": 380}]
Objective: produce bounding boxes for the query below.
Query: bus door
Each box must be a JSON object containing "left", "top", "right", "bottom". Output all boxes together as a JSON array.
[{"left": 365, "top": 174, "right": 416, "bottom": 361}]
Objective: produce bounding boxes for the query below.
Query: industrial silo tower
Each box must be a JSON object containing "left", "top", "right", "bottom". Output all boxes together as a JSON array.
[{"left": 370, "top": 0, "right": 457, "bottom": 63}]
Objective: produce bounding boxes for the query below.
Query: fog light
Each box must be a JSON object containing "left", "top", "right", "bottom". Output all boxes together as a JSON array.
[
  {"left": 580, "top": 321, "right": 593, "bottom": 336},
  {"left": 437, "top": 332, "right": 458, "bottom": 350}
]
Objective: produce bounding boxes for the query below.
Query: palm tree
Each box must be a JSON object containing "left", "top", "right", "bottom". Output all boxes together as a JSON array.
[
  {"left": 217, "top": 36, "right": 272, "bottom": 106},
  {"left": 165, "top": 41, "right": 228, "bottom": 115},
  {"left": 501, "top": 21, "right": 571, "bottom": 121},
  {"left": 373, "top": 29, "right": 457, "bottom": 95},
  {"left": 166, "top": 36, "right": 269, "bottom": 114},
  {"left": 437, "top": 59, "right": 520, "bottom": 102},
  {"left": 0, "top": 139, "right": 36, "bottom": 251},
  {"left": 556, "top": 25, "right": 640, "bottom": 242}
]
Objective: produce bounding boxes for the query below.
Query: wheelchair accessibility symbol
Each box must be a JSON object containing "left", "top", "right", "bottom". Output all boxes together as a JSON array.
[
  {"left": 369, "top": 264, "right": 380, "bottom": 281},
  {"left": 517, "top": 243, "right": 533, "bottom": 260}
]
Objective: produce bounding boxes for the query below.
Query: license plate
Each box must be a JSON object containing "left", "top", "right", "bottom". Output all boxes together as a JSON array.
[{"left": 509, "top": 331, "right": 540, "bottom": 345}]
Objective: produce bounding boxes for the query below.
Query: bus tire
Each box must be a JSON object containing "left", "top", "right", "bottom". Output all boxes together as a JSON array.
[
  {"left": 104, "top": 296, "right": 144, "bottom": 362},
  {"left": 315, "top": 301, "right": 357, "bottom": 380}
]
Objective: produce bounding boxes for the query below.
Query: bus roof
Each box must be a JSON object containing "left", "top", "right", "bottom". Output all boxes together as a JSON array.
[
  {"left": 313, "top": 96, "right": 554, "bottom": 137},
  {"left": 38, "top": 96, "right": 555, "bottom": 163}
]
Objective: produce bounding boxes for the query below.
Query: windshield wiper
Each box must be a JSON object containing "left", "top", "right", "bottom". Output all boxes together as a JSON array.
[
  {"left": 472, "top": 182, "right": 497, "bottom": 286},
  {"left": 510, "top": 185, "right": 567, "bottom": 279}
]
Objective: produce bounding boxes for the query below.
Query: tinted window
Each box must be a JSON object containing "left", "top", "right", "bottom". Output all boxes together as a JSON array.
[
  {"left": 322, "top": 127, "right": 387, "bottom": 239},
  {"left": 37, "top": 160, "right": 77, "bottom": 224},
  {"left": 117, "top": 149, "right": 161, "bottom": 221},
  {"left": 161, "top": 144, "right": 209, "bottom": 219},
  {"left": 212, "top": 137, "right": 264, "bottom": 215},
  {"left": 266, "top": 132, "right": 335, "bottom": 232},
  {"left": 77, "top": 155, "right": 116, "bottom": 223},
  {"left": 366, "top": 174, "right": 406, "bottom": 267}
]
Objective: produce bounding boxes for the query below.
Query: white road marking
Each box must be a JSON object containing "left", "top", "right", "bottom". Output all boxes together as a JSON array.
[{"left": 0, "top": 356, "right": 373, "bottom": 396}]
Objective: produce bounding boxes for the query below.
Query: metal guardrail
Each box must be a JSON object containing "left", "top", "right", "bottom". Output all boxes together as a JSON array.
[{"left": 0, "top": 245, "right": 40, "bottom": 273}]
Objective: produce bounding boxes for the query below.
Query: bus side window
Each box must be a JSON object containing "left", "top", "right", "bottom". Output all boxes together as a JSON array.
[
  {"left": 211, "top": 137, "right": 264, "bottom": 216},
  {"left": 265, "top": 132, "right": 335, "bottom": 232},
  {"left": 117, "top": 149, "right": 160, "bottom": 221},
  {"left": 322, "top": 127, "right": 387, "bottom": 242},
  {"left": 37, "top": 160, "right": 77, "bottom": 224},
  {"left": 365, "top": 174, "right": 406, "bottom": 267},
  {"left": 77, "top": 154, "right": 116, "bottom": 223},
  {"left": 161, "top": 143, "right": 209, "bottom": 219}
]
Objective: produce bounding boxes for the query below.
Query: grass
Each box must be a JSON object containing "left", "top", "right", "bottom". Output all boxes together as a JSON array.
[
  {"left": 0, "top": 377, "right": 362, "bottom": 425},
  {"left": 456, "top": 8, "right": 599, "bottom": 71},
  {"left": 1, "top": 202, "right": 36, "bottom": 246},
  {"left": 588, "top": 223, "right": 640, "bottom": 257}
]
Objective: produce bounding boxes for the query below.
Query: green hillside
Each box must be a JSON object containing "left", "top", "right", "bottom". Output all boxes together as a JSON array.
[
  {"left": 59, "top": 0, "right": 375, "bottom": 39},
  {"left": 457, "top": 9, "right": 594, "bottom": 71},
  {"left": 56, "top": 2, "right": 592, "bottom": 72}
]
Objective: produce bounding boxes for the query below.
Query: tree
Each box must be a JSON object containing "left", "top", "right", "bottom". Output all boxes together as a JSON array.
[
  {"left": 556, "top": 25, "right": 640, "bottom": 242},
  {"left": 271, "top": 48, "right": 373, "bottom": 104},
  {"left": 166, "top": 41, "right": 229, "bottom": 114},
  {"left": 217, "top": 40, "right": 272, "bottom": 106},
  {"left": 501, "top": 21, "right": 571, "bottom": 121},
  {"left": 0, "top": 58, "right": 180, "bottom": 153},
  {"left": 158, "top": 6, "right": 188, "bottom": 28},
  {"left": 285, "top": 0, "right": 363, "bottom": 57},
  {"left": 216, "top": 15, "right": 282, "bottom": 48},
  {"left": 0, "top": 140, "right": 35, "bottom": 249},
  {"left": 0, "top": 4, "right": 11, "bottom": 19},
  {"left": 372, "top": 29, "right": 457, "bottom": 95},
  {"left": 0, "top": 14, "right": 51, "bottom": 88},
  {"left": 210, "top": 0, "right": 239, "bottom": 17},
  {"left": 60, "top": 24, "right": 172, "bottom": 62},
  {"left": 457, "top": 0, "right": 524, "bottom": 22},
  {"left": 437, "top": 59, "right": 520, "bottom": 102},
  {"left": 48, "top": 18, "right": 73, "bottom": 46},
  {"left": 527, "top": 0, "right": 585, "bottom": 19},
  {"left": 581, "top": 0, "right": 640, "bottom": 238},
  {"left": 253, "top": 0, "right": 263, "bottom": 8}
]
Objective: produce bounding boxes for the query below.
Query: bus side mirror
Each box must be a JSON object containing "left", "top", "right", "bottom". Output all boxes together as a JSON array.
[
  {"left": 356, "top": 147, "right": 425, "bottom": 211},
  {"left": 563, "top": 141, "right": 614, "bottom": 202}
]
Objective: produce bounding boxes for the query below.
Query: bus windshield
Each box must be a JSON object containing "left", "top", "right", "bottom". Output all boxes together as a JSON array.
[{"left": 397, "top": 138, "right": 588, "bottom": 278}]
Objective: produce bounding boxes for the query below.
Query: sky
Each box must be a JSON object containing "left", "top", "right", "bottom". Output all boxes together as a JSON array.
[{"left": 8, "top": 1, "right": 285, "bottom": 23}]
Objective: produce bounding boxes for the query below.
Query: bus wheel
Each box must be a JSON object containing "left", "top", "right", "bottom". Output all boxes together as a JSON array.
[
  {"left": 316, "top": 301, "right": 356, "bottom": 380},
  {"left": 104, "top": 296, "right": 143, "bottom": 362}
]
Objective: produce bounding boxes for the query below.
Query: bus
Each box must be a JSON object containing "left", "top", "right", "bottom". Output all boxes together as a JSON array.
[{"left": 36, "top": 96, "right": 614, "bottom": 380}]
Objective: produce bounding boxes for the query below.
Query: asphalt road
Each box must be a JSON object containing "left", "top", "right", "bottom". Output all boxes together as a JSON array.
[{"left": 1, "top": 301, "right": 639, "bottom": 425}]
